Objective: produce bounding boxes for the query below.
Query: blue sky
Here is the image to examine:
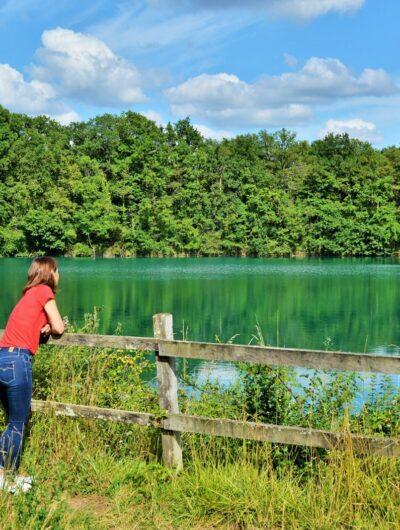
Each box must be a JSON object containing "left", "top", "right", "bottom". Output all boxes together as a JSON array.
[{"left": 0, "top": 0, "right": 399, "bottom": 145}]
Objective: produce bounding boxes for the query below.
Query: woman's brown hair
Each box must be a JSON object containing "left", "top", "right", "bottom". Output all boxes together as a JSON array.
[{"left": 23, "top": 257, "right": 58, "bottom": 295}]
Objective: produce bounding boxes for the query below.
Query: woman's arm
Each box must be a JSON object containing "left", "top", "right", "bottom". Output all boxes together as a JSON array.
[{"left": 44, "top": 299, "right": 65, "bottom": 335}]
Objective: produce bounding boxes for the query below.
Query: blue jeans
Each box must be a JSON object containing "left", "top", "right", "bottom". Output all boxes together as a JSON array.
[{"left": 0, "top": 347, "right": 32, "bottom": 472}]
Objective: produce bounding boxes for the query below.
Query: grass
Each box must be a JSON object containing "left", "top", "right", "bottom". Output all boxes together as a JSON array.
[
  {"left": 1, "top": 419, "right": 398, "bottom": 529},
  {"left": 0, "top": 320, "right": 398, "bottom": 529}
]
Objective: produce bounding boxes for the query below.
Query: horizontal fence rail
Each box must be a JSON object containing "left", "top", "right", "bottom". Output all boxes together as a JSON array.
[
  {"left": 1, "top": 317, "right": 399, "bottom": 467},
  {"left": 158, "top": 340, "right": 400, "bottom": 375},
  {"left": 1, "top": 330, "right": 399, "bottom": 374},
  {"left": 30, "top": 399, "right": 400, "bottom": 458},
  {"left": 49, "top": 333, "right": 159, "bottom": 351}
]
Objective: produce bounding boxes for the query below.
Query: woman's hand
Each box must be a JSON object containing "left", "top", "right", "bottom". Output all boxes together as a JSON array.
[{"left": 40, "top": 323, "right": 51, "bottom": 336}]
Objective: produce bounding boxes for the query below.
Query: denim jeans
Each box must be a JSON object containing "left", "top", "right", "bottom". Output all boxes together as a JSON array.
[{"left": 0, "top": 347, "right": 32, "bottom": 472}]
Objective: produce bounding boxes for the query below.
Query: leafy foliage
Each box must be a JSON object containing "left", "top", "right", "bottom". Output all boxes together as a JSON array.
[{"left": 1, "top": 105, "right": 400, "bottom": 256}]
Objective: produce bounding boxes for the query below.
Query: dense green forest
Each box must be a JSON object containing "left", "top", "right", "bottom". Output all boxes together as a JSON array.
[{"left": 1, "top": 104, "right": 400, "bottom": 257}]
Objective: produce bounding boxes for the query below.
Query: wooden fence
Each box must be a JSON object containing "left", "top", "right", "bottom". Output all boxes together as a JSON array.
[{"left": 2, "top": 313, "right": 400, "bottom": 468}]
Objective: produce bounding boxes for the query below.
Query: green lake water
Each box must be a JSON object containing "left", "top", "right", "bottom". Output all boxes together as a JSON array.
[{"left": 1, "top": 258, "right": 399, "bottom": 389}]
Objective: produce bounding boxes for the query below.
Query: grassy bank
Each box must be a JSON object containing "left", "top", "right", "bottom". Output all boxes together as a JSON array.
[
  {"left": 2, "top": 422, "right": 399, "bottom": 529},
  {"left": 0, "top": 322, "right": 398, "bottom": 529}
]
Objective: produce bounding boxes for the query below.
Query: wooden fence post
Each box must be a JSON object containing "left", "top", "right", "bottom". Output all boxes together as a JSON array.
[{"left": 153, "top": 313, "right": 183, "bottom": 470}]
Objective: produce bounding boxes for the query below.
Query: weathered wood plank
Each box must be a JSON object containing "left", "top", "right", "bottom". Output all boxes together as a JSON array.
[
  {"left": 31, "top": 400, "right": 156, "bottom": 426},
  {"left": 2, "top": 330, "right": 399, "bottom": 373},
  {"left": 164, "top": 414, "right": 400, "bottom": 457},
  {"left": 30, "top": 400, "right": 399, "bottom": 457},
  {"left": 47, "top": 333, "right": 159, "bottom": 351},
  {"left": 0, "top": 330, "right": 159, "bottom": 351},
  {"left": 154, "top": 314, "right": 183, "bottom": 470},
  {"left": 159, "top": 340, "right": 400, "bottom": 374}
]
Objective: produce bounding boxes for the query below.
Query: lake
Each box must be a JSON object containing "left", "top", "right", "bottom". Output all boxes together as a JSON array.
[{"left": 1, "top": 257, "right": 399, "bottom": 389}]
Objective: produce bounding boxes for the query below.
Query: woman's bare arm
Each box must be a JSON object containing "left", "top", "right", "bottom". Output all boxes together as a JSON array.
[{"left": 44, "top": 299, "right": 65, "bottom": 335}]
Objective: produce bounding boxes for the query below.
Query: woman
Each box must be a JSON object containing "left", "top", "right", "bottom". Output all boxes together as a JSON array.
[{"left": 0, "top": 257, "right": 64, "bottom": 492}]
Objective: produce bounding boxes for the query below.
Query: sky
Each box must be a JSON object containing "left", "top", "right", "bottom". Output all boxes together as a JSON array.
[{"left": 0, "top": 0, "right": 399, "bottom": 145}]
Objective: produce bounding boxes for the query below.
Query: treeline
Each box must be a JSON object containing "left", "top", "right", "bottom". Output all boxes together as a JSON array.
[{"left": 1, "top": 105, "right": 400, "bottom": 257}]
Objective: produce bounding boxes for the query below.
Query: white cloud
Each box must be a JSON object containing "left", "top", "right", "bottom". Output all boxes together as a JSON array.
[
  {"left": 268, "top": 0, "right": 365, "bottom": 20},
  {"left": 0, "top": 63, "right": 57, "bottom": 114},
  {"left": 193, "top": 124, "right": 234, "bottom": 140},
  {"left": 165, "top": 59, "right": 396, "bottom": 128},
  {"left": 52, "top": 111, "right": 80, "bottom": 125},
  {"left": 32, "top": 27, "right": 147, "bottom": 106},
  {"left": 170, "top": 102, "right": 312, "bottom": 127},
  {"left": 141, "top": 110, "right": 164, "bottom": 125},
  {"left": 92, "top": 9, "right": 215, "bottom": 51},
  {"left": 88, "top": 4, "right": 253, "bottom": 76},
  {"left": 273, "top": 58, "right": 395, "bottom": 101},
  {"left": 148, "top": 0, "right": 365, "bottom": 20},
  {"left": 0, "top": 63, "right": 81, "bottom": 121},
  {"left": 320, "top": 118, "right": 383, "bottom": 143}
]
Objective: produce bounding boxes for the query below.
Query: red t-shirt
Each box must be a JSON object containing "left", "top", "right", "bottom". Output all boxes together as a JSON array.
[{"left": 0, "top": 284, "right": 55, "bottom": 355}]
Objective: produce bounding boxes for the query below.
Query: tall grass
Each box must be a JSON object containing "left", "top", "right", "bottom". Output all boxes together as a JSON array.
[{"left": 0, "top": 318, "right": 398, "bottom": 529}]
